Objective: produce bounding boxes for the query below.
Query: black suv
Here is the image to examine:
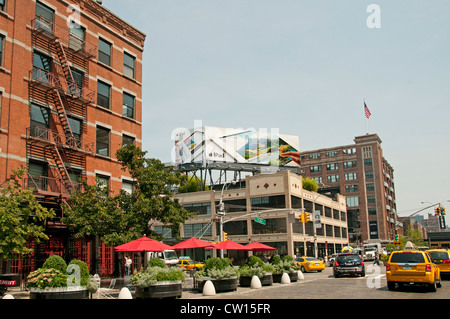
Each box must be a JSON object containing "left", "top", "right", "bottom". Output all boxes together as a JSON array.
[{"left": 333, "top": 253, "right": 365, "bottom": 277}]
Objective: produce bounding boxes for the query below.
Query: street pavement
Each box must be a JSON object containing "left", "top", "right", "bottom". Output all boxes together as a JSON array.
[{"left": 4, "top": 265, "right": 450, "bottom": 300}]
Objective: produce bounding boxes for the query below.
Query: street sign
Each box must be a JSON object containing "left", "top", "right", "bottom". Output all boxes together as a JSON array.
[
  {"left": 313, "top": 210, "right": 322, "bottom": 228},
  {"left": 254, "top": 217, "right": 266, "bottom": 225},
  {"left": 439, "top": 215, "right": 447, "bottom": 230}
]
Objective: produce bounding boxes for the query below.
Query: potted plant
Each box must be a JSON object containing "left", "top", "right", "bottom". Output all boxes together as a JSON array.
[
  {"left": 194, "top": 257, "right": 238, "bottom": 292},
  {"left": 238, "top": 256, "right": 274, "bottom": 287},
  {"left": 270, "top": 255, "right": 298, "bottom": 283},
  {"left": 27, "top": 255, "right": 89, "bottom": 299},
  {"left": 131, "top": 258, "right": 185, "bottom": 299}
]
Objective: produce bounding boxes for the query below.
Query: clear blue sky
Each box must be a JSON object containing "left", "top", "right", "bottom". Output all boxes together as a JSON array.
[{"left": 103, "top": 0, "right": 450, "bottom": 222}]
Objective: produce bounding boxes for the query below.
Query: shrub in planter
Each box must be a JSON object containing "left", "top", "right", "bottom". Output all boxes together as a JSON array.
[
  {"left": 239, "top": 256, "right": 274, "bottom": 287},
  {"left": 131, "top": 266, "right": 185, "bottom": 299},
  {"left": 68, "top": 259, "right": 90, "bottom": 286},
  {"left": 148, "top": 257, "right": 165, "bottom": 268},
  {"left": 27, "top": 256, "right": 89, "bottom": 299},
  {"left": 194, "top": 257, "right": 238, "bottom": 292},
  {"left": 42, "top": 255, "right": 67, "bottom": 273}
]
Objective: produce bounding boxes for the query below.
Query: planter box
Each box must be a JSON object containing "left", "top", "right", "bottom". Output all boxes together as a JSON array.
[
  {"left": 30, "top": 287, "right": 89, "bottom": 299},
  {"left": 135, "top": 282, "right": 182, "bottom": 299},
  {"left": 239, "top": 274, "right": 273, "bottom": 287},
  {"left": 196, "top": 278, "right": 238, "bottom": 293},
  {"left": 272, "top": 272, "right": 298, "bottom": 283}
]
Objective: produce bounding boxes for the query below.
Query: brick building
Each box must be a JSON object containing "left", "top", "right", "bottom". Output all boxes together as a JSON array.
[
  {"left": 0, "top": 0, "right": 145, "bottom": 276},
  {"left": 300, "top": 134, "right": 398, "bottom": 246}
]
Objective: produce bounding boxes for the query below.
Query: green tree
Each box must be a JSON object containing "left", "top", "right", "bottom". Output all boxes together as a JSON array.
[
  {"left": 302, "top": 177, "right": 318, "bottom": 192},
  {"left": 63, "top": 145, "right": 196, "bottom": 246},
  {"left": 115, "top": 144, "right": 195, "bottom": 242},
  {"left": 0, "top": 168, "right": 55, "bottom": 260}
]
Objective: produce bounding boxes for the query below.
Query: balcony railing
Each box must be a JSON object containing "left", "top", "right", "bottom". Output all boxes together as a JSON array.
[
  {"left": 27, "top": 126, "right": 94, "bottom": 154},
  {"left": 30, "top": 68, "right": 95, "bottom": 103},
  {"left": 27, "top": 174, "right": 83, "bottom": 196},
  {"left": 31, "top": 16, "right": 97, "bottom": 59}
]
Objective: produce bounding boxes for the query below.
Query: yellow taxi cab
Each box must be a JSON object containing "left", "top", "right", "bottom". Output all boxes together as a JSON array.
[
  {"left": 386, "top": 250, "right": 441, "bottom": 291},
  {"left": 294, "top": 257, "right": 325, "bottom": 273},
  {"left": 177, "top": 259, "right": 204, "bottom": 271},
  {"left": 425, "top": 249, "right": 450, "bottom": 275}
]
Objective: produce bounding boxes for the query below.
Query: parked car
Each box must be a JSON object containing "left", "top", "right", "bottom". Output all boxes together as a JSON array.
[
  {"left": 425, "top": 249, "right": 450, "bottom": 275},
  {"left": 328, "top": 253, "right": 339, "bottom": 267},
  {"left": 386, "top": 250, "right": 441, "bottom": 292},
  {"left": 333, "top": 253, "right": 365, "bottom": 277},
  {"left": 294, "top": 257, "right": 325, "bottom": 273},
  {"left": 177, "top": 259, "right": 204, "bottom": 271}
]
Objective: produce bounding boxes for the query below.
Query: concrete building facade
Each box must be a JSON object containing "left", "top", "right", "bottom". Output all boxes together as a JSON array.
[{"left": 162, "top": 171, "right": 348, "bottom": 262}]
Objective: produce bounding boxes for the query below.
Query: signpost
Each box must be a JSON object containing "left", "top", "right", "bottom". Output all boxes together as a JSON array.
[
  {"left": 313, "top": 210, "right": 322, "bottom": 228},
  {"left": 254, "top": 217, "right": 266, "bottom": 225}
]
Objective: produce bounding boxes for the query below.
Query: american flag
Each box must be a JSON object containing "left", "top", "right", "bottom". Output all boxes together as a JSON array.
[{"left": 364, "top": 102, "right": 372, "bottom": 119}]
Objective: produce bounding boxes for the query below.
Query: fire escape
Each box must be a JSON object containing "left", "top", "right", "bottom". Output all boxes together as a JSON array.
[{"left": 26, "top": 16, "right": 97, "bottom": 210}]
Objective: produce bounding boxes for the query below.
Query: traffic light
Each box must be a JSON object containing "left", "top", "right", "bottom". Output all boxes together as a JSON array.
[
  {"left": 393, "top": 229, "right": 401, "bottom": 245},
  {"left": 435, "top": 207, "right": 440, "bottom": 216},
  {"left": 299, "top": 213, "right": 305, "bottom": 223},
  {"left": 222, "top": 232, "right": 228, "bottom": 241},
  {"left": 440, "top": 207, "right": 446, "bottom": 215},
  {"left": 304, "top": 213, "right": 311, "bottom": 223}
]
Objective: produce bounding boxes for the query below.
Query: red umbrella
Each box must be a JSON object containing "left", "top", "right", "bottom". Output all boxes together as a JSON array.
[
  {"left": 114, "top": 235, "right": 173, "bottom": 252},
  {"left": 212, "top": 240, "right": 250, "bottom": 251},
  {"left": 171, "top": 237, "right": 214, "bottom": 250},
  {"left": 244, "top": 241, "right": 277, "bottom": 252}
]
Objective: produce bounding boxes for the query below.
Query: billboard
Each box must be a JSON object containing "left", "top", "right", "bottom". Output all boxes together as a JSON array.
[{"left": 173, "top": 126, "right": 300, "bottom": 168}]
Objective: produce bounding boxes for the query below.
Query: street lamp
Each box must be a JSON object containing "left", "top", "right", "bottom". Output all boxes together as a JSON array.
[{"left": 218, "top": 180, "right": 236, "bottom": 258}]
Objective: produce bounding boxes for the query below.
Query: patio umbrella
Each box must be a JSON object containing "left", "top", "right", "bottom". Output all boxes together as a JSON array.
[
  {"left": 171, "top": 237, "right": 214, "bottom": 250},
  {"left": 212, "top": 240, "right": 250, "bottom": 251},
  {"left": 114, "top": 235, "right": 173, "bottom": 252},
  {"left": 244, "top": 241, "right": 277, "bottom": 252}
]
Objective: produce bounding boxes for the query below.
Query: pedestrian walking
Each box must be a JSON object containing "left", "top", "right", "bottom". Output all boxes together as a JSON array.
[{"left": 373, "top": 251, "right": 380, "bottom": 266}]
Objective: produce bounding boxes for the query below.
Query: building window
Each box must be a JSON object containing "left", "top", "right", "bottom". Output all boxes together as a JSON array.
[
  {"left": 367, "top": 195, "right": 376, "bottom": 203},
  {"left": 122, "top": 180, "right": 133, "bottom": 194},
  {"left": 35, "top": 1, "right": 54, "bottom": 33},
  {"left": 345, "top": 184, "right": 358, "bottom": 193},
  {"left": 67, "top": 117, "right": 82, "bottom": 139},
  {"left": 369, "top": 221, "right": 379, "bottom": 239},
  {"left": 346, "top": 196, "right": 359, "bottom": 207},
  {"left": 366, "top": 183, "right": 375, "bottom": 192},
  {"left": 28, "top": 161, "right": 48, "bottom": 191},
  {"left": 309, "top": 153, "right": 321, "bottom": 159},
  {"left": 69, "top": 23, "right": 85, "bottom": 52},
  {"left": 98, "top": 38, "right": 112, "bottom": 66},
  {"left": 122, "top": 92, "right": 135, "bottom": 119},
  {"left": 183, "top": 203, "right": 211, "bottom": 215},
  {"left": 310, "top": 165, "right": 321, "bottom": 173},
  {"left": 96, "top": 174, "right": 110, "bottom": 193},
  {"left": 252, "top": 218, "right": 286, "bottom": 235},
  {"left": 326, "top": 151, "right": 338, "bottom": 157},
  {"left": 183, "top": 223, "right": 212, "bottom": 237},
  {"left": 96, "top": 126, "right": 110, "bottom": 156},
  {"left": 0, "top": 0, "right": 5, "bottom": 11},
  {"left": 32, "top": 52, "right": 52, "bottom": 82},
  {"left": 30, "top": 103, "right": 49, "bottom": 138},
  {"left": 365, "top": 170, "right": 374, "bottom": 179},
  {"left": 123, "top": 52, "right": 135, "bottom": 78},
  {"left": 250, "top": 196, "right": 286, "bottom": 209},
  {"left": 368, "top": 207, "right": 377, "bottom": 215},
  {"left": 327, "top": 175, "right": 339, "bottom": 183},
  {"left": 97, "top": 81, "right": 111, "bottom": 109},
  {"left": 364, "top": 158, "right": 373, "bottom": 167},
  {"left": 343, "top": 160, "right": 356, "bottom": 169},
  {"left": 313, "top": 176, "right": 323, "bottom": 184},
  {"left": 326, "top": 163, "right": 339, "bottom": 171},
  {"left": 122, "top": 134, "right": 135, "bottom": 147},
  {"left": 362, "top": 146, "right": 372, "bottom": 159},
  {"left": 344, "top": 172, "right": 357, "bottom": 181}
]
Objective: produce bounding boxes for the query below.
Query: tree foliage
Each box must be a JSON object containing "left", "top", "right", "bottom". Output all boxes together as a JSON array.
[
  {"left": 0, "top": 168, "right": 55, "bottom": 260},
  {"left": 63, "top": 145, "right": 196, "bottom": 246},
  {"left": 302, "top": 177, "right": 318, "bottom": 192}
]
